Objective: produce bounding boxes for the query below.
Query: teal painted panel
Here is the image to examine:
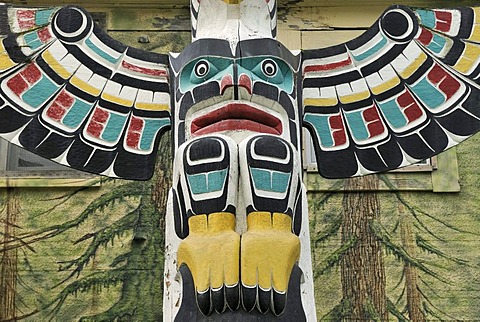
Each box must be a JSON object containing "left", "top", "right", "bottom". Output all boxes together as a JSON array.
[
  {"left": 410, "top": 77, "right": 445, "bottom": 110},
  {"left": 352, "top": 36, "right": 387, "bottom": 61},
  {"left": 251, "top": 168, "right": 290, "bottom": 193},
  {"left": 187, "top": 169, "right": 227, "bottom": 194},
  {"left": 427, "top": 33, "right": 447, "bottom": 55},
  {"left": 102, "top": 112, "right": 127, "bottom": 142},
  {"left": 63, "top": 99, "right": 93, "bottom": 129},
  {"left": 24, "top": 32, "right": 43, "bottom": 50},
  {"left": 85, "top": 38, "right": 119, "bottom": 64},
  {"left": 377, "top": 98, "right": 407, "bottom": 129},
  {"left": 345, "top": 111, "right": 369, "bottom": 141},
  {"left": 415, "top": 9, "right": 436, "bottom": 29},
  {"left": 304, "top": 113, "right": 334, "bottom": 148},
  {"left": 35, "top": 9, "right": 56, "bottom": 25},
  {"left": 22, "top": 77, "right": 59, "bottom": 110},
  {"left": 140, "top": 119, "right": 170, "bottom": 151}
]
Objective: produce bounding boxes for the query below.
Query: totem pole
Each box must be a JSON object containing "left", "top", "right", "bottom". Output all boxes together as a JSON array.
[
  {"left": 1, "top": 0, "right": 480, "bottom": 320},
  {"left": 165, "top": 0, "right": 315, "bottom": 320}
]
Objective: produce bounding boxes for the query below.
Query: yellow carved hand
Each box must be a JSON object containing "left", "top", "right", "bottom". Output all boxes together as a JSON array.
[
  {"left": 177, "top": 213, "right": 240, "bottom": 314},
  {"left": 241, "top": 212, "right": 300, "bottom": 315}
]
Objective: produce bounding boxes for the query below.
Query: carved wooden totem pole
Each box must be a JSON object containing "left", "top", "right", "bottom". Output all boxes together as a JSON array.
[
  {"left": 1, "top": 0, "right": 480, "bottom": 320},
  {"left": 165, "top": 1, "right": 314, "bottom": 320}
]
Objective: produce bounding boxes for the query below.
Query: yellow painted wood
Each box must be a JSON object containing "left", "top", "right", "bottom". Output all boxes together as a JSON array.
[
  {"left": 370, "top": 76, "right": 401, "bottom": 95},
  {"left": 135, "top": 102, "right": 170, "bottom": 111},
  {"left": 0, "top": 41, "right": 17, "bottom": 71},
  {"left": 241, "top": 212, "right": 300, "bottom": 291},
  {"left": 42, "top": 50, "right": 74, "bottom": 79},
  {"left": 304, "top": 97, "right": 338, "bottom": 107},
  {"left": 453, "top": 42, "right": 480, "bottom": 74},
  {"left": 399, "top": 52, "right": 428, "bottom": 79},
  {"left": 177, "top": 213, "right": 240, "bottom": 291}
]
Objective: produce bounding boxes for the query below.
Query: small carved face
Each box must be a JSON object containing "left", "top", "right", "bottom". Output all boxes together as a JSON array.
[{"left": 170, "top": 38, "right": 301, "bottom": 149}]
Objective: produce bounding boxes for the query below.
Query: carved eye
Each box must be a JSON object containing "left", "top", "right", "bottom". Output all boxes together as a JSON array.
[
  {"left": 261, "top": 59, "right": 278, "bottom": 77},
  {"left": 194, "top": 60, "right": 210, "bottom": 78}
]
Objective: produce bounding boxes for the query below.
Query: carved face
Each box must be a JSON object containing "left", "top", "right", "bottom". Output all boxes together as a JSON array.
[{"left": 170, "top": 38, "right": 301, "bottom": 149}]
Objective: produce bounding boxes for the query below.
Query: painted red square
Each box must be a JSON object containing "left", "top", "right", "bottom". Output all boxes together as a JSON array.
[
  {"left": 87, "top": 121, "right": 104, "bottom": 138},
  {"left": 126, "top": 131, "right": 141, "bottom": 149},
  {"left": 129, "top": 116, "right": 144, "bottom": 132},
  {"left": 37, "top": 27, "right": 53, "bottom": 43},
  {"left": 21, "top": 64, "right": 42, "bottom": 84},
  {"left": 46, "top": 102, "right": 66, "bottom": 121},
  {"left": 363, "top": 106, "right": 380, "bottom": 122},
  {"left": 435, "top": 11, "right": 452, "bottom": 26},
  {"left": 332, "top": 130, "right": 347, "bottom": 146},
  {"left": 56, "top": 90, "right": 75, "bottom": 108},
  {"left": 404, "top": 105, "right": 423, "bottom": 123},
  {"left": 367, "top": 121, "right": 384, "bottom": 138},
  {"left": 92, "top": 108, "right": 109, "bottom": 123},
  {"left": 17, "top": 10, "right": 35, "bottom": 29},
  {"left": 7, "top": 74, "right": 28, "bottom": 96},
  {"left": 436, "top": 21, "right": 451, "bottom": 33},
  {"left": 397, "top": 91, "right": 414, "bottom": 108},
  {"left": 329, "top": 114, "right": 344, "bottom": 130},
  {"left": 428, "top": 64, "right": 460, "bottom": 100},
  {"left": 417, "top": 28, "right": 433, "bottom": 45}
]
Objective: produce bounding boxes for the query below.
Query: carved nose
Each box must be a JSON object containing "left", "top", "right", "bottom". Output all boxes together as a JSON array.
[
  {"left": 220, "top": 73, "right": 252, "bottom": 95},
  {"left": 238, "top": 73, "right": 252, "bottom": 95},
  {"left": 220, "top": 74, "right": 234, "bottom": 95}
]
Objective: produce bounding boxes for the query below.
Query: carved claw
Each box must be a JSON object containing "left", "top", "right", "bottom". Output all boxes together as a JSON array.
[
  {"left": 240, "top": 212, "right": 300, "bottom": 315},
  {"left": 177, "top": 213, "right": 240, "bottom": 315}
]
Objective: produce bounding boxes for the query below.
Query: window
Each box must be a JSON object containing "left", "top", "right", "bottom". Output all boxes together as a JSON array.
[{"left": 0, "top": 139, "right": 98, "bottom": 187}]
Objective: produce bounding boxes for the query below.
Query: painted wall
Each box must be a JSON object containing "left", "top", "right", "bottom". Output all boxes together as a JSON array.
[
  {"left": 308, "top": 135, "right": 480, "bottom": 320},
  {"left": 1, "top": 1, "right": 479, "bottom": 321}
]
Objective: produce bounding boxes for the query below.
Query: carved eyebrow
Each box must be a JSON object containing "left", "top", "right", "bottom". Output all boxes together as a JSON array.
[
  {"left": 169, "top": 39, "right": 234, "bottom": 73},
  {"left": 235, "top": 38, "right": 300, "bottom": 70}
]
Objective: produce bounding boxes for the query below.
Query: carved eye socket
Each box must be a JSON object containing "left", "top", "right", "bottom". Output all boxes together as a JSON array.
[
  {"left": 194, "top": 60, "right": 210, "bottom": 78},
  {"left": 261, "top": 59, "right": 278, "bottom": 77}
]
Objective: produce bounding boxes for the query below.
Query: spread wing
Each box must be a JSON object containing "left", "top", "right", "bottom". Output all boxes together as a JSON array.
[
  {"left": 302, "top": 5, "right": 480, "bottom": 178},
  {"left": 0, "top": 4, "right": 170, "bottom": 180}
]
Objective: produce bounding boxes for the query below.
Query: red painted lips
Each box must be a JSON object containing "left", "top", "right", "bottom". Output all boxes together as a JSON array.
[{"left": 191, "top": 103, "right": 283, "bottom": 136}]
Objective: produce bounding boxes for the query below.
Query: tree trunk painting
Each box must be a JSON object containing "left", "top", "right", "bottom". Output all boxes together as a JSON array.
[
  {"left": 399, "top": 203, "right": 426, "bottom": 322},
  {"left": 341, "top": 176, "right": 388, "bottom": 321},
  {"left": 0, "top": 188, "right": 20, "bottom": 322},
  {"left": 152, "top": 132, "right": 173, "bottom": 241}
]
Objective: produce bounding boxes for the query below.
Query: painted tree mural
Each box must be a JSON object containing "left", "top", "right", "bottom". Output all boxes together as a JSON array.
[
  {"left": 0, "top": 188, "right": 20, "bottom": 322},
  {"left": 310, "top": 173, "right": 478, "bottom": 321},
  {"left": 341, "top": 176, "right": 388, "bottom": 321},
  {"left": 0, "top": 134, "right": 171, "bottom": 321},
  {"left": 48, "top": 134, "right": 172, "bottom": 321}
]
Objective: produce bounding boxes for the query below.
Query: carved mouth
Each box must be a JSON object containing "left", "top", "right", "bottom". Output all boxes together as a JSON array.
[{"left": 191, "top": 103, "right": 283, "bottom": 136}]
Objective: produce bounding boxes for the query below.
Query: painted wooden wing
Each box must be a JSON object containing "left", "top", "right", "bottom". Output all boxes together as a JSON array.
[
  {"left": 302, "top": 5, "right": 480, "bottom": 179},
  {"left": 0, "top": 5, "right": 170, "bottom": 180}
]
